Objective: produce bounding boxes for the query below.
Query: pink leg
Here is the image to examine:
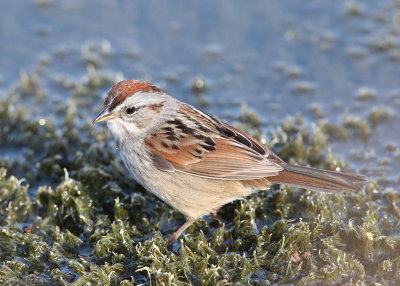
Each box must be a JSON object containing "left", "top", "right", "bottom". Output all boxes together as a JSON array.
[
  {"left": 167, "top": 218, "right": 196, "bottom": 250},
  {"left": 211, "top": 209, "right": 224, "bottom": 223}
]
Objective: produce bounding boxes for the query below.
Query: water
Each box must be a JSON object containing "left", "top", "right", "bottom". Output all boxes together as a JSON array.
[
  {"left": 1, "top": 0, "right": 399, "bottom": 284},
  {"left": 3, "top": 0, "right": 398, "bottom": 182}
]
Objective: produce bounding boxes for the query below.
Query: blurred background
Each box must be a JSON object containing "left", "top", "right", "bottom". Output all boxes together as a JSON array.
[
  {"left": 1, "top": 0, "right": 400, "bottom": 284},
  {"left": 1, "top": 0, "right": 399, "bottom": 184}
]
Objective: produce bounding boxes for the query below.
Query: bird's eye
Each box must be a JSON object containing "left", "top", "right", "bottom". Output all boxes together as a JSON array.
[{"left": 125, "top": 107, "right": 136, "bottom": 115}]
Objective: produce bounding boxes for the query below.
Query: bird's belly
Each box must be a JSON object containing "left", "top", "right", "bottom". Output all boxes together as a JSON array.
[
  {"left": 118, "top": 147, "right": 263, "bottom": 219},
  {"left": 142, "top": 169, "right": 256, "bottom": 219}
]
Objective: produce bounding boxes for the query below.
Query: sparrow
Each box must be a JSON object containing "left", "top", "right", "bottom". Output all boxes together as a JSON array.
[{"left": 93, "top": 79, "right": 366, "bottom": 248}]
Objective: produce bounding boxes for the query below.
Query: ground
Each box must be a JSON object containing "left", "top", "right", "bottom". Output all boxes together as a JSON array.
[{"left": 1, "top": 0, "right": 400, "bottom": 285}]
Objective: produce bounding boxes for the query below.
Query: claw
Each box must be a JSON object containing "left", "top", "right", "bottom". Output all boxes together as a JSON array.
[
  {"left": 211, "top": 210, "right": 225, "bottom": 224},
  {"left": 167, "top": 218, "right": 196, "bottom": 251}
]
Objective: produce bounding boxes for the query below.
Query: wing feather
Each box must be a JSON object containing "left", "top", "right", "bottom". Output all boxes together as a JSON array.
[{"left": 145, "top": 103, "right": 284, "bottom": 180}]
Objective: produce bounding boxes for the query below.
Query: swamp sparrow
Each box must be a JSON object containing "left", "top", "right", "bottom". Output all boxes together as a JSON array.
[{"left": 93, "top": 80, "right": 366, "bottom": 248}]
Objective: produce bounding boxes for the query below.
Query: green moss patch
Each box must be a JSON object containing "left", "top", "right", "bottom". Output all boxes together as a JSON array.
[{"left": 0, "top": 66, "right": 399, "bottom": 285}]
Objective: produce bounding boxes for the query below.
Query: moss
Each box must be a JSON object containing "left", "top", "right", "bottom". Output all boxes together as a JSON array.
[
  {"left": 309, "top": 103, "right": 324, "bottom": 119},
  {"left": 0, "top": 58, "right": 398, "bottom": 285},
  {"left": 191, "top": 77, "right": 210, "bottom": 107},
  {"left": 238, "top": 104, "right": 263, "bottom": 129},
  {"left": 292, "top": 81, "right": 316, "bottom": 94},
  {"left": 320, "top": 122, "right": 350, "bottom": 140},
  {"left": 356, "top": 87, "right": 377, "bottom": 101},
  {"left": 368, "top": 107, "right": 393, "bottom": 129},
  {"left": 36, "top": 170, "right": 95, "bottom": 231},
  {"left": 342, "top": 114, "right": 371, "bottom": 143},
  {"left": 0, "top": 169, "right": 33, "bottom": 225},
  {"left": 345, "top": 0, "right": 364, "bottom": 16},
  {"left": 286, "top": 65, "right": 302, "bottom": 78}
]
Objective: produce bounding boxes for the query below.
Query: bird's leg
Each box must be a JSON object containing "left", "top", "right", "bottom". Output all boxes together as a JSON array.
[
  {"left": 167, "top": 218, "right": 196, "bottom": 250},
  {"left": 211, "top": 209, "right": 224, "bottom": 224}
]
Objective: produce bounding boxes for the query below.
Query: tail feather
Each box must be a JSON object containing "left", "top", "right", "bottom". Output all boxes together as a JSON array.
[{"left": 267, "top": 164, "right": 366, "bottom": 192}]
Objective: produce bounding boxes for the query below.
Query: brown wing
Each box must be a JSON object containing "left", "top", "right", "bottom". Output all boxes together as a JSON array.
[{"left": 145, "top": 103, "right": 284, "bottom": 180}]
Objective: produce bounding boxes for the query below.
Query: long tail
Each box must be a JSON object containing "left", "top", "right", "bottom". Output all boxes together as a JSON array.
[{"left": 267, "top": 164, "right": 366, "bottom": 192}]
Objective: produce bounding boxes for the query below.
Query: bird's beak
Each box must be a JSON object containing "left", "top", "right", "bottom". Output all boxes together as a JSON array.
[{"left": 92, "top": 107, "right": 118, "bottom": 124}]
